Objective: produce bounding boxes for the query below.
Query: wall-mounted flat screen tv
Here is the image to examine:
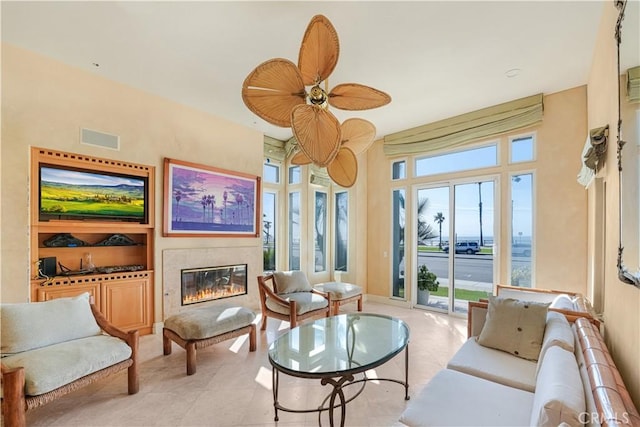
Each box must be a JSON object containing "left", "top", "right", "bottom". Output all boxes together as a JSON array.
[{"left": 39, "top": 164, "right": 149, "bottom": 223}]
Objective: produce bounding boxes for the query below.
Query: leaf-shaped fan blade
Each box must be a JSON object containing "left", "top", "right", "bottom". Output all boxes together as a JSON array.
[
  {"left": 291, "top": 104, "right": 341, "bottom": 167},
  {"left": 341, "top": 118, "right": 376, "bottom": 155},
  {"left": 329, "top": 83, "right": 392, "bottom": 111},
  {"left": 242, "top": 58, "right": 306, "bottom": 127},
  {"left": 291, "top": 149, "right": 313, "bottom": 165},
  {"left": 327, "top": 147, "right": 358, "bottom": 188},
  {"left": 298, "top": 15, "right": 340, "bottom": 86}
]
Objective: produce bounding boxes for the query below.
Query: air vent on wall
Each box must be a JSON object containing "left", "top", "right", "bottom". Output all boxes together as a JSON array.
[{"left": 80, "top": 128, "right": 119, "bottom": 150}]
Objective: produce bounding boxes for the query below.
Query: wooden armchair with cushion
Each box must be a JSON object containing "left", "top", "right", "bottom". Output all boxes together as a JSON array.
[
  {"left": 1, "top": 293, "right": 138, "bottom": 427},
  {"left": 257, "top": 271, "right": 331, "bottom": 330}
]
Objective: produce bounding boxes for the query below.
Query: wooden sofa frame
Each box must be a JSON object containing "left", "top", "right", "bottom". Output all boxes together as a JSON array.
[
  {"left": 496, "top": 284, "right": 596, "bottom": 314},
  {"left": 257, "top": 274, "right": 330, "bottom": 330},
  {"left": 467, "top": 301, "right": 640, "bottom": 426},
  {"left": 1, "top": 304, "right": 139, "bottom": 427}
]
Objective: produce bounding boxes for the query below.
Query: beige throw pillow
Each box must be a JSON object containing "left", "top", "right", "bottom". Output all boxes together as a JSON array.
[
  {"left": 477, "top": 296, "right": 549, "bottom": 361},
  {"left": 1, "top": 292, "right": 101, "bottom": 355},
  {"left": 273, "top": 270, "right": 312, "bottom": 294}
]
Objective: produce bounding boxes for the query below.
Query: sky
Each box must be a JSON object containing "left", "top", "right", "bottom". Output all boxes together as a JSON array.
[
  {"left": 414, "top": 138, "right": 533, "bottom": 239},
  {"left": 417, "top": 174, "right": 533, "bottom": 241},
  {"left": 41, "top": 166, "right": 144, "bottom": 187}
]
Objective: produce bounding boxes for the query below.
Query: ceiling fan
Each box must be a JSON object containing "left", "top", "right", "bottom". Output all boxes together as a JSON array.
[{"left": 241, "top": 14, "right": 391, "bottom": 187}]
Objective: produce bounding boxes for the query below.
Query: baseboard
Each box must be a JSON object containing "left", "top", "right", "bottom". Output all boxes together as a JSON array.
[
  {"left": 153, "top": 322, "right": 164, "bottom": 335},
  {"left": 366, "top": 294, "right": 411, "bottom": 308}
]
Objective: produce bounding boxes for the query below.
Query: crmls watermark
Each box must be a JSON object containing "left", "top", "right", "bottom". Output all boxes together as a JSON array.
[{"left": 579, "top": 411, "right": 631, "bottom": 424}]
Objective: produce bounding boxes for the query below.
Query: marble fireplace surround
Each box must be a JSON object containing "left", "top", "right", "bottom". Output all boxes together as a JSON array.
[{"left": 162, "top": 247, "right": 260, "bottom": 319}]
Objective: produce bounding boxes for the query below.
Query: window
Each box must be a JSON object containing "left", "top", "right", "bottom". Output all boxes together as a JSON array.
[
  {"left": 263, "top": 162, "right": 279, "bottom": 184},
  {"left": 314, "top": 191, "right": 328, "bottom": 272},
  {"left": 392, "top": 189, "right": 406, "bottom": 298},
  {"left": 392, "top": 160, "right": 406, "bottom": 180},
  {"left": 510, "top": 173, "right": 534, "bottom": 287},
  {"left": 262, "top": 192, "right": 276, "bottom": 271},
  {"left": 415, "top": 143, "right": 498, "bottom": 177},
  {"left": 510, "top": 135, "right": 535, "bottom": 163},
  {"left": 289, "top": 166, "right": 301, "bottom": 184},
  {"left": 263, "top": 158, "right": 282, "bottom": 272},
  {"left": 288, "top": 192, "right": 301, "bottom": 270},
  {"left": 335, "top": 191, "right": 348, "bottom": 271}
]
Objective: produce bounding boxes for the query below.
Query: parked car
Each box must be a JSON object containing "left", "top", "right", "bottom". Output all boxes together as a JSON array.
[
  {"left": 442, "top": 241, "right": 480, "bottom": 254},
  {"left": 511, "top": 243, "right": 532, "bottom": 257}
]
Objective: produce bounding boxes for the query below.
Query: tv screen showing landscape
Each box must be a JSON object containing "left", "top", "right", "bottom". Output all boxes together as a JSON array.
[{"left": 39, "top": 165, "right": 147, "bottom": 222}]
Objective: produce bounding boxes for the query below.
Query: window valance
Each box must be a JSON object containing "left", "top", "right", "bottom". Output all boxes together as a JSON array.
[
  {"left": 264, "top": 136, "right": 286, "bottom": 161},
  {"left": 577, "top": 125, "right": 609, "bottom": 188},
  {"left": 383, "top": 93, "right": 543, "bottom": 156},
  {"left": 263, "top": 136, "right": 329, "bottom": 185},
  {"left": 584, "top": 125, "right": 608, "bottom": 171},
  {"left": 310, "top": 165, "right": 330, "bottom": 187},
  {"left": 264, "top": 136, "right": 299, "bottom": 162}
]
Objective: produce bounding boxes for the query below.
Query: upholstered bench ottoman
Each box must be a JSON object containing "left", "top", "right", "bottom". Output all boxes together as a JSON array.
[
  {"left": 163, "top": 305, "right": 256, "bottom": 375},
  {"left": 313, "top": 282, "right": 363, "bottom": 315}
]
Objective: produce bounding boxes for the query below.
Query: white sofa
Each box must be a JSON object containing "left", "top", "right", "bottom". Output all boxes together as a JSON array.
[{"left": 400, "top": 297, "right": 640, "bottom": 427}]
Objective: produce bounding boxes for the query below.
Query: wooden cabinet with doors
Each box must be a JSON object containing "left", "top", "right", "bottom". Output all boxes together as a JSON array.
[{"left": 29, "top": 147, "right": 155, "bottom": 335}]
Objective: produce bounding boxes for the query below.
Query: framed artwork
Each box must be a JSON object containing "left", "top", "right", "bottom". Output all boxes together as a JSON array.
[{"left": 163, "top": 158, "right": 261, "bottom": 237}]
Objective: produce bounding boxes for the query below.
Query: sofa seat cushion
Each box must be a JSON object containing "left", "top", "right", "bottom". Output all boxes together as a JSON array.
[
  {"left": 313, "top": 282, "right": 362, "bottom": 300},
  {"left": 1, "top": 293, "right": 101, "bottom": 355},
  {"left": 446, "top": 337, "right": 537, "bottom": 392},
  {"left": 399, "top": 369, "right": 533, "bottom": 427},
  {"left": 266, "top": 292, "right": 328, "bottom": 315},
  {"left": 1, "top": 335, "right": 131, "bottom": 396},
  {"left": 530, "top": 345, "right": 586, "bottom": 427},
  {"left": 164, "top": 305, "right": 256, "bottom": 340},
  {"left": 536, "top": 311, "right": 575, "bottom": 378}
]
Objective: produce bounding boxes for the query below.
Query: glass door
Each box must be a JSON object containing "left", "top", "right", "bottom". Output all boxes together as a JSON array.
[
  {"left": 415, "top": 179, "right": 495, "bottom": 315},
  {"left": 451, "top": 181, "right": 495, "bottom": 314},
  {"left": 415, "top": 186, "right": 450, "bottom": 311}
]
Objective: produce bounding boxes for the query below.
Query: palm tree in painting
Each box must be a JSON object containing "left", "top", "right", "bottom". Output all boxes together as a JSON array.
[
  {"left": 208, "top": 195, "right": 216, "bottom": 223},
  {"left": 434, "top": 212, "right": 445, "bottom": 249},
  {"left": 201, "top": 195, "right": 208, "bottom": 222},
  {"left": 223, "top": 191, "right": 228, "bottom": 223},
  {"left": 235, "top": 193, "right": 244, "bottom": 224},
  {"left": 174, "top": 190, "right": 182, "bottom": 222}
]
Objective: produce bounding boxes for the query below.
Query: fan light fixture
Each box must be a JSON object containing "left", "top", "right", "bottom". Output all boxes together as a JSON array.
[{"left": 242, "top": 14, "right": 391, "bottom": 187}]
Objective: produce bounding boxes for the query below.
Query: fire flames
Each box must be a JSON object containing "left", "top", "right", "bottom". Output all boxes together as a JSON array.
[{"left": 182, "top": 284, "right": 245, "bottom": 305}]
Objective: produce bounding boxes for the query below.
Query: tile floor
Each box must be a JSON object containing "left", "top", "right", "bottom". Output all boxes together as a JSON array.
[{"left": 24, "top": 302, "right": 467, "bottom": 427}]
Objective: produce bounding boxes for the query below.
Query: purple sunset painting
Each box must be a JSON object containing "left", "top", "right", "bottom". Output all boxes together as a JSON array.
[{"left": 167, "top": 162, "right": 257, "bottom": 235}]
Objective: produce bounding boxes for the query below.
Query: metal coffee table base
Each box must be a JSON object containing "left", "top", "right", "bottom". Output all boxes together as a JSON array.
[{"left": 271, "top": 345, "right": 409, "bottom": 427}]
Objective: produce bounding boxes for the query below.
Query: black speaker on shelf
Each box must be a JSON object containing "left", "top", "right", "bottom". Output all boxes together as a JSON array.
[{"left": 39, "top": 257, "right": 57, "bottom": 277}]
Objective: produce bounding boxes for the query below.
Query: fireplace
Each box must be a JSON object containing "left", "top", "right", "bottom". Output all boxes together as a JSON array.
[{"left": 181, "top": 264, "right": 247, "bottom": 306}]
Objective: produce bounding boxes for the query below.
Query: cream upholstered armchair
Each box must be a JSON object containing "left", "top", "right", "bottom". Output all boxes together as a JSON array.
[
  {"left": 257, "top": 271, "right": 330, "bottom": 330},
  {"left": 1, "top": 293, "right": 138, "bottom": 427}
]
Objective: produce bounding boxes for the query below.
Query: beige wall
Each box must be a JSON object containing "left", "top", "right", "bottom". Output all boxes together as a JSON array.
[
  {"left": 366, "top": 86, "right": 588, "bottom": 301},
  {"left": 587, "top": 2, "right": 640, "bottom": 407},
  {"left": 1, "top": 44, "right": 264, "bottom": 322}
]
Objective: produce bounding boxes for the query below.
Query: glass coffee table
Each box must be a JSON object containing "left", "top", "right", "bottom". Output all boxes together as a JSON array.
[{"left": 268, "top": 313, "right": 410, "bottom": 426}]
